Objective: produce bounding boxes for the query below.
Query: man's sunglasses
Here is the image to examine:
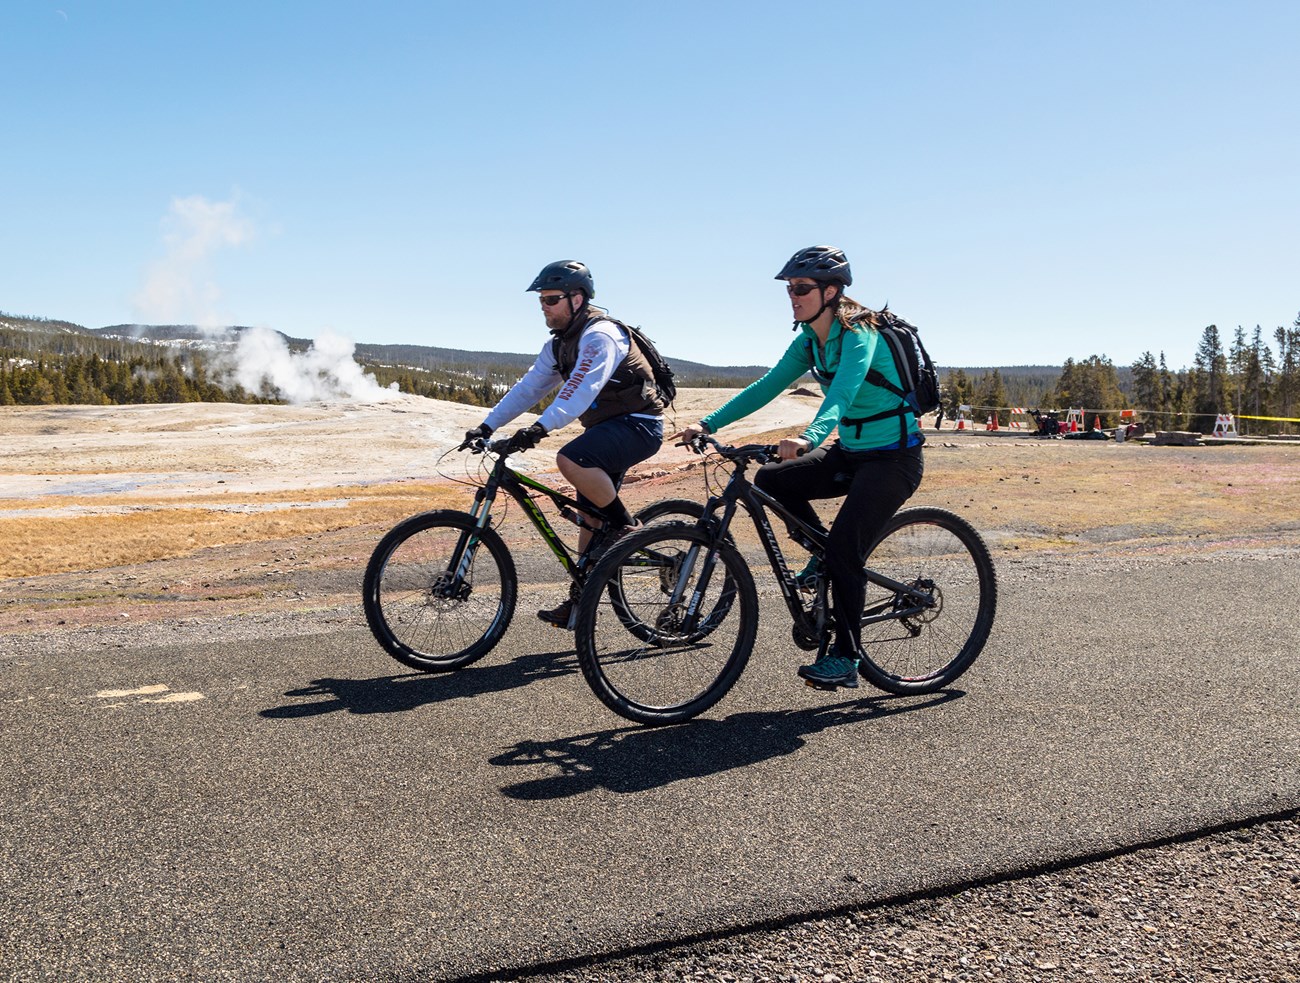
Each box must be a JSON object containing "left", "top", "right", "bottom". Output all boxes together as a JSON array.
[
  {"left": 538, "top": 293, "right": 571, "bottom": 307},
  {"left": 786, "top": 282, "right": 822, "bottom": 297}
]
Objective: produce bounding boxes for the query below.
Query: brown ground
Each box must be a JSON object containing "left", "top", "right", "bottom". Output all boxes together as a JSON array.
[{"left": 4, "top": 391, "right": 1300, "bottom": 634}]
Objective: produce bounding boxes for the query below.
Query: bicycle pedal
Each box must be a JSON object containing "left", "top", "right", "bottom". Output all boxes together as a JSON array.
[
  {"left": 803, "top": 678, "right": 845, "bottom": 692},
  {"left": 801, "top": 673, "right": 859, "bottom": 691}
]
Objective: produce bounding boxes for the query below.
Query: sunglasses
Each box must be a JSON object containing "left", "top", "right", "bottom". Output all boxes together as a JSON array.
[
  {"left": 538, "top": 293, "right": 571, "bottom": 307},
  {"left": 786, "top": 282, "right": 822, "bottom": 297}
]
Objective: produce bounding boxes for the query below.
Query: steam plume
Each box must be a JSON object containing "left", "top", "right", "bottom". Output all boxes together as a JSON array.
[
  {"left": 134, "top": 195, "right": 253, "bottom": 330},
  {"left": 133, "top": 194, "right": 396, "bottom": 403}
]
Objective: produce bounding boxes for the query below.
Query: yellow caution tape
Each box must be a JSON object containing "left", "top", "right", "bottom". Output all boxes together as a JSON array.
[{"left": 971, "top": 407, "right": 1300, "bottom": 424}]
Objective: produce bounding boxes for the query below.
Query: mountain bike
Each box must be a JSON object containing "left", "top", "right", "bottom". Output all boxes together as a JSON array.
[
  {"left": 362, "top": 436, "right": 707, "bottom": 672},
  {"left": 572, "top": 436, "right": 998, "bottom": 724}
]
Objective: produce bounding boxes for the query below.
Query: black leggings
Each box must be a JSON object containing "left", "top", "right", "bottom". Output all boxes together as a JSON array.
[{"left": 755, "top": 440, "right": 924, "bottom": 657}]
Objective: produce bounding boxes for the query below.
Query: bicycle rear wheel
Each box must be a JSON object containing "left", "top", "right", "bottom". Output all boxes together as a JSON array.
[
  {"left": 633, "top": 497, "right": 706, "bottom": 525},
  {"left": 574, "top": 524, "right": 758, "bottom": 725},
  {"left": 362, "top": 510, "right": 517, "bottom": 671},
  {"left": 856, "top": 506, "right": 997, "bottom": 695},
  {"left": 614, "top": 501, "right": 737, "bottom": 644}
]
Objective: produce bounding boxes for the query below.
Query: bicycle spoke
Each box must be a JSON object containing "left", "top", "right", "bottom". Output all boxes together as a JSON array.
[
  {"left": 575, "top": 525, "right": 757, "bottom": 724},
  {"left": 857, "top": 507, "right": 996, "bottom": 694},
  {"left": 363, "top": 512, "right": 516, "bottom": 671}
]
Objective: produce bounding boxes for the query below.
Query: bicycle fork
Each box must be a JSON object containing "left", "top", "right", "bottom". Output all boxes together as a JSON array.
[{"left": 444, "top": 485, "right": 499, "bottom": 590}]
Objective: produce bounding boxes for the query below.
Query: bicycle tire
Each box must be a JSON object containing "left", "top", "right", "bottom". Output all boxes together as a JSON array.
[
  {"left": 616, "top": 499, "right": 737, "bottom": 642},
  {"left": 855, "top": 506, "right": 997, "bottom": 695},
  {"left": 574, "top": 523, "right": 758, "bottom": 725},
  {"left": 633, "top": 497, "right": 706, "bottom": 525},
  {"left": 362, "top": 510, "right": 517, "bottom": 672}
]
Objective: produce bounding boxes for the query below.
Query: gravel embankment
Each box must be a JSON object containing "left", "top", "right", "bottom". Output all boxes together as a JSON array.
[{"left": 506, "top": 816, "right": 1299, "bottom": 983}]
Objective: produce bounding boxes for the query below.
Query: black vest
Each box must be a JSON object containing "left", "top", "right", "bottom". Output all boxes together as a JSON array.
[{"left": 550, "top": 309, "right": 664, "bottom": 427}]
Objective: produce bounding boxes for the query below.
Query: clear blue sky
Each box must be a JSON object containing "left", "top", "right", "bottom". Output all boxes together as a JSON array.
[{"left": 3, "top": 0, "right": 1297, "bottom": 370}]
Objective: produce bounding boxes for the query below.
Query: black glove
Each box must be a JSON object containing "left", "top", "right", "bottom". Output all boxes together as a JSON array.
[
  {"left": 504, "top": 422, "right": 546, "bottom": 454},
  {"left": 461, "top": 423, "right": 493, "bottom": 449}
]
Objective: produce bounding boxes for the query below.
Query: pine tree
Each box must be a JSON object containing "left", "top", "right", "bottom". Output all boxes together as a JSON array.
[
  {"left": 1131, "top": 352, "right": 1159, "bottom": 414},
  {"left": 973, "top": 369, "right": 1008, "bottom": 425},
  {"left": 1240, "top": 326, "right": 1272, "bottom": 434},
  {"left": 1228, "top": 326, "right": 1250, "bottom": 424},
  {"left": 1273, "top": 322, "right": 1300, "bottom": 428},
  {"left": 942, "top": 369, "right": 972, "bottom": 419},
  {"left": 1191, "top": 325, "right": 1228, "bottom": 432},
  {"left": 1158, "top": 353, "right": 1173, "bottom": 420}
]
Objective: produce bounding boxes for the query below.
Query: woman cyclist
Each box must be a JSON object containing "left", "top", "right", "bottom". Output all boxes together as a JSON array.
[{"left": 674, "top": 245, "right": 924, "bottom": 689}]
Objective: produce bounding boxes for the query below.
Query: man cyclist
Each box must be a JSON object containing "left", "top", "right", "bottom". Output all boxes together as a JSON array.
[{"left": 464, "top": 260, "right": 666, "bottom": 629}]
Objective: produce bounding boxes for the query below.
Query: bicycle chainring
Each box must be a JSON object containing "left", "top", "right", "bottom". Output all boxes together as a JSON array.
[{"left": 791, "top": 619, "right": 821, "bottom": 652}]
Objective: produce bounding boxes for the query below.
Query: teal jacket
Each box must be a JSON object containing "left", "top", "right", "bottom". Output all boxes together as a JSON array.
[{"left": 700, "top": 318, "right": 922, "bottom": 451}]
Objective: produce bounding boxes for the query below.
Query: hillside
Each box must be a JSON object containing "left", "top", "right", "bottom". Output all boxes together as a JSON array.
[{"left": 1, "top": 308, "right": 1078, "bottom": 412}]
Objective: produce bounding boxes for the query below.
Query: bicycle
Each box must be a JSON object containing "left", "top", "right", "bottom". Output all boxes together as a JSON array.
[
  {"left": 362, "top": 435, "right": 708, "bottom": 672},
  {"left": 572, "top": 436, "right": 998, "bottom": 724}
]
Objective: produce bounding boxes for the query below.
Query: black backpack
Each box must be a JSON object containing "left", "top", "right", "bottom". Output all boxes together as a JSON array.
[
  {"left": 623, "top": 322, "right": 677, "bottom": 408},
  {"left": 838, "top": 307, "right": 940, "bottom": 443},
  {"left": 860, "top": 308, "right": 939, "bottom": 417}
]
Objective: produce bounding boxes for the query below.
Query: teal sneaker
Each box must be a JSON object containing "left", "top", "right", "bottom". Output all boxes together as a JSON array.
[
  {"left": 798, "top": 651, "right": 859, "bottom": 690},
  {"left": 794, "top": 555, "right": 823, "bottom": 592}
]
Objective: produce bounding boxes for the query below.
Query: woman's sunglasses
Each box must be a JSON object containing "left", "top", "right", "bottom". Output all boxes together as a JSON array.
[{"left": 786, "top": 282, "right": 821, "bottom": 297}]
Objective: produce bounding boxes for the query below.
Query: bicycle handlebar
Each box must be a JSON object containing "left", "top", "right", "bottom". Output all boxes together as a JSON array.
[
  {"left": 682, "top": 434, "right": 804, "bottom": 464},
  {"left": 456, "top": 436, "right": 512, "bottom": 457}
]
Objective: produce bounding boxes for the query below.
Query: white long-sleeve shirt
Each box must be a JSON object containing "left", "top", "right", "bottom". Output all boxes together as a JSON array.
[{"left": 483, "top": 318, "right": 657, "bottom": 434}]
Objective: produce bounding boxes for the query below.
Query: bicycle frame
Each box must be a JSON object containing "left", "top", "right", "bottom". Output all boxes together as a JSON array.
[
  {"left": 682, "top": 441, "right": 938, "bottom": 637},
  {"left": 456, "top": 442, "right": 616, "bottom": 586}
]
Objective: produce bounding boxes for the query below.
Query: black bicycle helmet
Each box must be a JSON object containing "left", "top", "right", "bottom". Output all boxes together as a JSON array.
[
  {"left": 526, "top": 260, "right": 595, "bottom": 299},
  {"left": 774, "top": 245, "right": 852, "bottom": 286}
]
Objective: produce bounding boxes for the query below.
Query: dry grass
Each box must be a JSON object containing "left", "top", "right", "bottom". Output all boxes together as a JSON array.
[
  {"left": 915, "top": 439, "right": 1300, "bottom": 551},
  {"left": 1, "top": 483, "right": 465, "bottom": 579},
  {"left": 7, "top": 432, "right": 1300, "bottom": 582},
  {"left": 669, "top": 429, "right": 1300, "bottom": 555}
]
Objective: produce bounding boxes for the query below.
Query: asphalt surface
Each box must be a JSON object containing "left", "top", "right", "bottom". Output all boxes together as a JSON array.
[{"left": 2, "top": 555, "right": 1298, "bottom": 981}]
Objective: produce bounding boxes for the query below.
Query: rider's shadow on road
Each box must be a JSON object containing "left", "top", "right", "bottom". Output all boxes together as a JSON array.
[
  {"left": 258, "top": 649, "right": 577, "bottom": 719},
  {"left": 491, "top": 690, "right": 962, "bottom": 799}
]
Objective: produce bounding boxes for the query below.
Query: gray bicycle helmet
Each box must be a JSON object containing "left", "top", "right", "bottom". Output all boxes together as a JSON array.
[
  {"left": 774, "top": 245, "right": 852, "bottom": 286},
  {"left": 526, "top": 260, "right": 595, "bottom": 298}
]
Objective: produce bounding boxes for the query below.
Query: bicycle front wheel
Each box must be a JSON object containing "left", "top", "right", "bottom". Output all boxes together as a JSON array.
[
  {"left": 574, "top": 524, "right": 758, "bottom": 725},
  {"left": 616, "top": 500, "right": 737, "bottom": 644},
  {"left": 857, "top": 506, "right": 997, "bottom": 695},
  {"left": 362, "top": 510, "right": 517, "bottom": 672}
]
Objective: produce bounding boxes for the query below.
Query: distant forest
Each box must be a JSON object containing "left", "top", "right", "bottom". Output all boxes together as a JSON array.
[
  {"left": 945, "top": 315, "right": 1300, "bottom": 434},
  {"left": 0, "top": 314, "right": 771, "bottom": 410},
  {"left": 4, "top": 310, "right": 1299, "bottom": 435}
]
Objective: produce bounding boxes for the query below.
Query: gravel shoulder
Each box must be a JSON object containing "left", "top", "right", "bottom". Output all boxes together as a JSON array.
[{"left": 510, "top": 816, "right": 1299, "bottom": 983}]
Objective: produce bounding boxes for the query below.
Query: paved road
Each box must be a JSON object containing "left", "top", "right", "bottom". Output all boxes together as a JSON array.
[{"left": 2, "top": 556, "right": 1297, "bottom": 981}]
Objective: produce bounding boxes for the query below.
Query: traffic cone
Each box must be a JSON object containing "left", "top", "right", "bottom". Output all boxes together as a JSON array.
[
  {"left": 956, "top": 416, "right": 965, "bottom": 431},
  {"left": 1069, "top": 419, "right": 1078, "bottom": 433},
  {"left": 1093, "top": 415, "right": 1101, "bottom": 431},
  {"left": 987, "top": 414, "right": 999, "bottom": 431}
]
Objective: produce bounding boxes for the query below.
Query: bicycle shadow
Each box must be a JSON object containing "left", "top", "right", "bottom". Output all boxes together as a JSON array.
[
  {"left": 259, "top": 648, "right": 578, "bottom": 719},
  {"left": 491, "top": 689, "right": 963, "bottom": 799}
]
